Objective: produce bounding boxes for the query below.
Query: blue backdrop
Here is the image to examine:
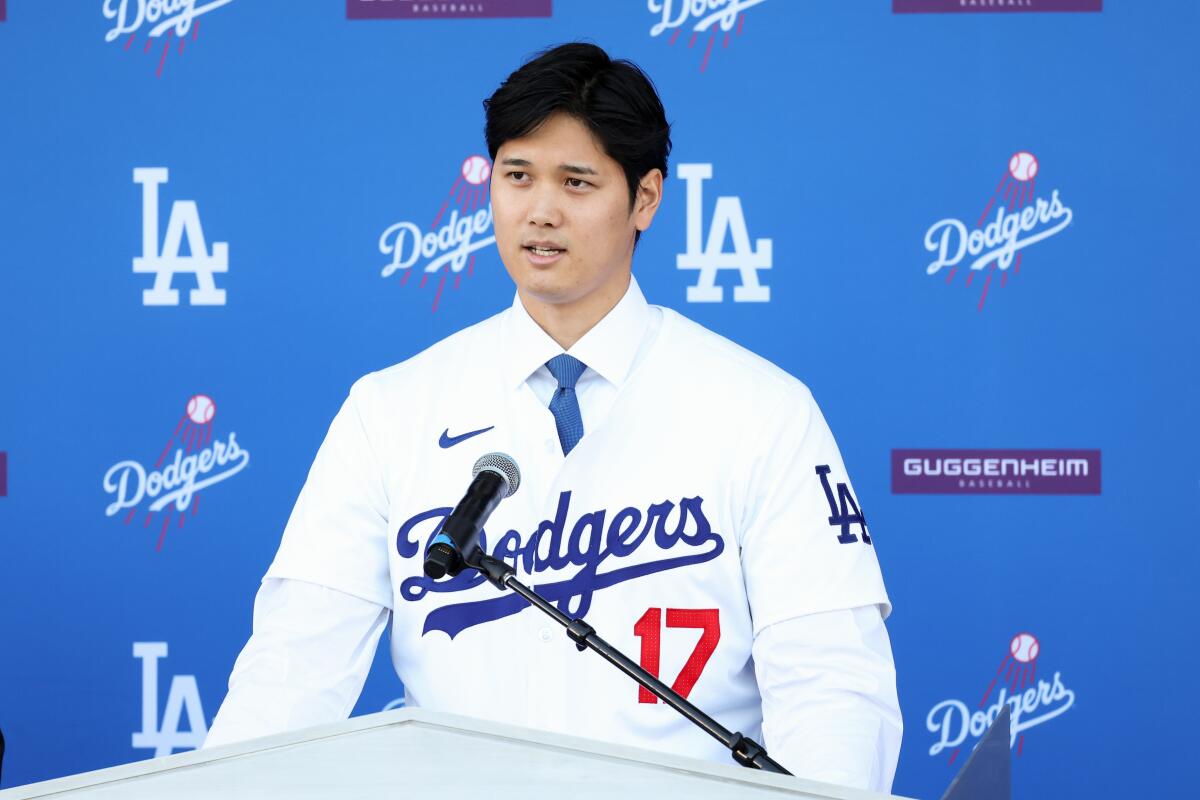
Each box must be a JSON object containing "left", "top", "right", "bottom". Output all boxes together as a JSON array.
[{"left": 2, "top": 1, "right": 1197, "bottom": 797}]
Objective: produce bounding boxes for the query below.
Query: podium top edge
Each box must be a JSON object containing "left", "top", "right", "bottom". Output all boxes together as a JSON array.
[{"left": 0, "top": 708, "right": 913, "bottom": 800}]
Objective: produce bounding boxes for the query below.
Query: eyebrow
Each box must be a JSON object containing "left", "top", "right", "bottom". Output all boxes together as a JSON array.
[{"left": 501, "top": 158, "right": 599, "bottom": 176}]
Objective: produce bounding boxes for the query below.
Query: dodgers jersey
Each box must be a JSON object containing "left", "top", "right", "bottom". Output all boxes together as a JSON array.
[{"left": 264, "top": 277, "right": 891, "bottom": 765}]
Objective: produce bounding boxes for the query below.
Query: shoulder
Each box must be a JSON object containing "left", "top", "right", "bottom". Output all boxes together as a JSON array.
[
  {"left": 348, "top": 308, "right": 507, "bottom": 409},
  {"left": 657, "top": 306, "right": 815, "bottom": 411}
]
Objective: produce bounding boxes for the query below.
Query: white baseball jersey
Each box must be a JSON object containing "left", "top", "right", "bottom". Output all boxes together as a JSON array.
[{"left": 209, "top": 276, "right": 897, "bottom": 787}]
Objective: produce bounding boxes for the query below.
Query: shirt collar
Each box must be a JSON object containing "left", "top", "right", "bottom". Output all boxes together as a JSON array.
[{"left": 500, "top": 274, "right": 651, "bottom": 391}]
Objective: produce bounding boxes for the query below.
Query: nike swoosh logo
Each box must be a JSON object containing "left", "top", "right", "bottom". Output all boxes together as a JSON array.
[{"left": 439, "top": 426, "right": 495, "bottom": 449}]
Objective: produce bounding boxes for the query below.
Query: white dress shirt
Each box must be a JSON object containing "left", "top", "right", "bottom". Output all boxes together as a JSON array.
[{"left": 205, "top": 276, "right": 902, "bottom": 792}]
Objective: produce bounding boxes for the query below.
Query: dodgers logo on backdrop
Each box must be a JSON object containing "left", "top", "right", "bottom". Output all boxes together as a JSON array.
[
  {"left": 676, "top": 163, "right": 772, "bottom": 303},
  {"left": 647, "top": 0, "right": 767, "bottom": 72},
  {"left": 378, "top": 155, "right": 496, "bottom": 312},
  {"left": 892, "top": 449, "right": 1101, "bottom": 495},
  {"left": 927, "top": 632, "right": 1075, "bottom": 764},
  {"left": 132, "top": 167, "right": 229, "bottom": 306},
  {"left": 923, "top": 151, "right": 1074, "bottom": 310},
  {"left": 103, "top": 0, "right": 236, "bottom": 77},
  {"left": 103, "top": 394, "right": 250, "bottom": 550},
  {"left": 132, "top": 642, "right": 207, "bottom": 756},
  {"left": 394, "top": 490, "right": 725, "bottom": 638},
  {"left": 347, "top": 0, "right": 552, "bottom": 19}
]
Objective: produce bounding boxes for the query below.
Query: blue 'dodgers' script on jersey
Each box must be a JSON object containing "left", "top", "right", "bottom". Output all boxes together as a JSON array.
[{"left": 395, "top": 490, "right": 723, "bottom": 638}]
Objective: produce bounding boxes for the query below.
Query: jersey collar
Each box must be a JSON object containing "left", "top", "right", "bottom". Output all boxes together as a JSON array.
[{"left": 501, "top": 274, "right": 652, "bottom": 392}]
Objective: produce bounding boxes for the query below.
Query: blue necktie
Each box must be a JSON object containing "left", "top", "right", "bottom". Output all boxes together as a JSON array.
[{"left": 546, "top": 354, "right": 586, "bottom": 456}]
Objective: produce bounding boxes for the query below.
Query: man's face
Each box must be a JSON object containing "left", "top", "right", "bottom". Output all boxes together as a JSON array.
[{"left": 491, "top": 113, "right": 661, "bottom": 311}]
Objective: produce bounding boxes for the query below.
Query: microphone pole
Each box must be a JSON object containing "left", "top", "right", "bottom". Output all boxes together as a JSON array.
[
  {"left": 423, "top": 452, "right": 789, "bottom": 774},
  {"left": 466, "top": 550, "right": 792, "bottom": 776}
]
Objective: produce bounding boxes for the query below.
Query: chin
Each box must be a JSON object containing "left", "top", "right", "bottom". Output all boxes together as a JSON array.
[{"left": 522, "top": 279, "right": 583, "bottom": 306}]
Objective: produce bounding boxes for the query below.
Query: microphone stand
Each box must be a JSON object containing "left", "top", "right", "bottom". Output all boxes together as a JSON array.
[{"left": 468, "top": 552, "right": 792, "bottom": 775}]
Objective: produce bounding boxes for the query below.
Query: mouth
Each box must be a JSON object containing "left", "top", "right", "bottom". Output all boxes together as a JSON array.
[
  {"left": 523, "top": 244, "right": 567, "bottom": 265},
  {"left": 525, "top": 244, "right": 566, "bottom": 256}
]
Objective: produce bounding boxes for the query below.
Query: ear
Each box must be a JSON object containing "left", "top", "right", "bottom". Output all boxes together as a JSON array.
[{"left": 632, "top": 168, "right": 664, "bottom": 232}]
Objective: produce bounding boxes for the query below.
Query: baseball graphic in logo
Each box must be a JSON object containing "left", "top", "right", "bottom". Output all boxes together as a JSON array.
[
  {"left": 185, "top": 394, "right": 215, "bottom": 425},
  {"left": 461, "top": 155, "right": 491, "bottom": 185},
  {"left": 1008, "top": 151, "right": 1038, "bottom": 182},
  {"left": 1010, "top": 631, "right": 1039, "bottom": 663}
]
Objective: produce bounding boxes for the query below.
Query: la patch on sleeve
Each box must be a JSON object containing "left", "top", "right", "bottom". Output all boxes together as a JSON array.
[{"left": 815, "top": 465, "right": 872, "bottom": 546}]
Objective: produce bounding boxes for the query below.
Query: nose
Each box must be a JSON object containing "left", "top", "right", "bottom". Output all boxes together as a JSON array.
[{"left": 526, "top": 182, "right": 563, "bottom": 228}]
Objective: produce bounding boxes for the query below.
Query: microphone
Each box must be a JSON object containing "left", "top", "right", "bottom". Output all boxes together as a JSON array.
[{"left": 424, "top": 452, "right": 521, "bottom": 580}]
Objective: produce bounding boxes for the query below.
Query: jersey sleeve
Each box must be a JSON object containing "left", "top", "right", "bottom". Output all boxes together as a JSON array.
[
  {"left": 737, "top": 387, "right": 890, "bottom": 634},
  {"left": 753, "top": 605, "right": 902, "bottom": 791},
  {"left": 204, "top": 577, "right": 390, "bottom": 748},
  {"left": 265, "top": 376, "right": 394, "bottom": 608}
]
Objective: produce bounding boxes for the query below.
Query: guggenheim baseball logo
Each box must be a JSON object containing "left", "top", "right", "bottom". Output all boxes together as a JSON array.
[
  {"left": 892, "top": 449, "right": 1100, "bottom": 494},
  {"left": 894, "top": 0, "right": 1101, "bottom": 12},
  {"left": 133, "top": 167, "right": 228, "bottom": 306},
  {"left": 647, "top": 0, "right": 767, "bottom": 72},
  {"left": 924, "top": 151, "right": 1073, "bottom": 310},
  {"left": 928, "top": 633, "right": 1075, "bottom": 764},
  {"left": 677, "top": 163, "right": 772, "bottom": 303},
  {"left": 379, "top": 155, "right": 495, "bottom": 312},
  {"left": 347, "top": 0, "right": 551, "bottom": 19},
  {"left": 104, "top": 394, "right": 249, "bottom": 550},
  {"left": 103, "top": 0, "right": 236, "bottom": 77}
]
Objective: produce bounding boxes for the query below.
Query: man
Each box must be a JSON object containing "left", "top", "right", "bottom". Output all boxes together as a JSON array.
[{"left": 205, "top": 43, "right": 902, "bottom": 792}]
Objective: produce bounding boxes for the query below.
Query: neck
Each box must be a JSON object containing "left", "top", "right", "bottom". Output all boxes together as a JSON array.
[{"left": 519, "top": 272, "right": 631, "bottom": 350}]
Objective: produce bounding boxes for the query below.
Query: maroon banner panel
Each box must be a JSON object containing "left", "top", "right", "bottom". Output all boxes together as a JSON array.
[
  {"left": 347, "top": 0, "right": 552, "bottom": 19},
  {"left": 892, "top": 449, "right": 1101, "bottom": 494},
  {"left": 1, "top": 0, "right": 6, "bottom": 22},
  {"left": 894, "top": 0, "right": 1101, "bottom": 12},
  {"left": 0, "top": 452, "right": 7, "bottom": 496}
]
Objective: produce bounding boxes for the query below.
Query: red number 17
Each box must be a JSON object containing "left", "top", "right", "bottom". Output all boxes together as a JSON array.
[{"left": 633, "top": 608, "right": 721, "bottom": 704}]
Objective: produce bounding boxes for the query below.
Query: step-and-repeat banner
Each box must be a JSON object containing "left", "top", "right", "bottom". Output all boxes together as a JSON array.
[{"left": 1, "top": 2, "right": 1196, "bottom": 797}]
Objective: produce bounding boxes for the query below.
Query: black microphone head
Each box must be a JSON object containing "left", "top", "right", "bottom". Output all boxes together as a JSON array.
[
  {"left": 472, "top": 452, "right": 520, "bottom": 498},
  {"left": 423, "top": 542, "right": 461, "bottom": 580}
]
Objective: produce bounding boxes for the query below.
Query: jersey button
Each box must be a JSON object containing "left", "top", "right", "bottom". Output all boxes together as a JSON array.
[{"left": 538, "top": 627, "right": 552, "bottom": 642}]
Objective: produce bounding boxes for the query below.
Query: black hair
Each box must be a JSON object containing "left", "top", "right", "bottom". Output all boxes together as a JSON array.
[{"left": 484, "top": 43, "right": 672, "bottom": 242}]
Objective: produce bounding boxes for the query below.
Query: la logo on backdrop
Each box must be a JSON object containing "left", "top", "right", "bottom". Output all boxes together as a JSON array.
[
  {"left": 927, "top": 633, "right": 1076, "bottom": 765},
  {"left": 102, "top": 0, "right": 237, "bottom": 77},
  {"left": 132, "top": 642, "right": 208, "bottom": 756},
  {"left": 923, "top": 151, "right": 1074, "bottom": 310},
  {"left": 378, "top": 155, "right": 496, "bottom": 312},
  {"left": 133, "top": 167, "right": 229, "bottom": 306},
  {"left": 647, "top": 0, "right": 767, "bottom": 72},
  {"left": 676, "top": 163, "right": 772, "bottom": 303},
  {"left": 103, "top": 394, "right": 250, "bottom": 551}
]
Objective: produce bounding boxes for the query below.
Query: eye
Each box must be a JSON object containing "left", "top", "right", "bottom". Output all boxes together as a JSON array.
[
  {"left": 507, "top": 171, "right": 528, "bottom": 182},
  {"left": 565, "top": 178, "right": 592, "bottom": 189}
]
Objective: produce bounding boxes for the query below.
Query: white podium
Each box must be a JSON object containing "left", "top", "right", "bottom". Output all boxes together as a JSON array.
[{"left": 0, "top": 709, "right": 913, "bottom": 799}]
